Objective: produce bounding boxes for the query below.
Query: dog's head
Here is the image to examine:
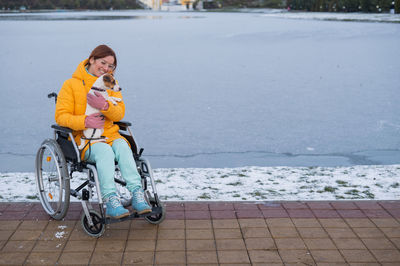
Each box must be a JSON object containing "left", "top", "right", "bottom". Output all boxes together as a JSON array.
[{"left": 102, "top": 73, "right": 121, "bottom": 92}]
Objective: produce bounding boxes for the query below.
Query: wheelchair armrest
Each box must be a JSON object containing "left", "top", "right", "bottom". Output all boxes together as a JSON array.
[
  {"left": 51, "top": 124, "right": 73, "bottom": 134},
  {"left": 115, "top": 121, "right": 132, "bottom": 127}
]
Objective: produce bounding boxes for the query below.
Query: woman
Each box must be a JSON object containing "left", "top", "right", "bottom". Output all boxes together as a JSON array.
[{"left": 55, "top": 44, "right": 151, "bottom": 219}]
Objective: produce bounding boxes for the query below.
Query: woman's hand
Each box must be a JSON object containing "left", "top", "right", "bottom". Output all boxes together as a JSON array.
[
  {"left": 87, "top": 92, "right": 109, "bottom": 111},
  {"left": 85, "top": 113, "right": 105, "bottom": 129}
]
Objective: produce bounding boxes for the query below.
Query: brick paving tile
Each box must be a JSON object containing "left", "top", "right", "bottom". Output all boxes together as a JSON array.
[
  {"left": 287, "top": 209, "right": 315, "bottom": 218},
  {"left": 361, "top": 237, "right": 397, "bottom": 250},
  {"left": 297, "top": 227, "right": 329, "bottom": 238},
  {"left": 370, "top": 249, "right": 400, "bottom": 262},
  {"left": 0, "top": 221, "right": 21, "bottom": 230},
  {"left": 185, "top": 203, "right": 209, "bottom": 211},
  {"left": 165, "top": 211, "right": 185, "bottom": 220},
  {"left": 244, "top": 237, "right": 276, "bottom": 250},
  {"left": 318, "top": 218, "right": 349, "bottom": 228},
  {"left": 185, "top": 210, "right": 211, "bottom": 220},
  {"left": 216, "top": 238, "right": 246, "bottom": 250},
  {"left": 371, "top": 218, "right": 400, "bottom": 227},
  {"left": 325, "top": 227, "right": 358, "bottom": 238},
  {"left": 379, "top": 201, "right": 400, "bottom": 210},
  {"left": 386, "top": 209, "right": 400, "bottom": 218},
  {"left": 338, "top": 209, "right": 367, "bottom": 218},
  {"left": 331, "top": 202, "right": 358, "bottom": 210},
  {"left": 212, "top": 219, "right": 239, "bottom": 229},
  {"left": 234, "top": 203, "right": 259, "bottom": 210},
  {"left": 125, "top": 239, "right": 156, "bottom": 252},
  {"left": 156, "top": 239, "right": 185, "bottom": 251},
  {"left": 389, "top": 238, "right": 400, "bottom": 249},
  {"left": 241, "top": 227, "right": 271, "bottom": 238},
  {"left": 57, "top": 252, "right": 92, "bottom": 265},
  {"left": 345, "top": 218, "right": 376, "bottom": 227},
  {"left": 258, "top": 202, "right": 284, "bottom": 210},
  {"left": 217, "top": 250, "right": 250, "bottom": 264},
  {"left": 310, "top": 249, "right": 346, "bottom": 263},
  {"left": 186, "top": 239, "right": 216, "bottom": 250},
  {"left": 10, "top": 230, "right": 42, "bottom": 241},
  {"left": 128, "top": 229, "right": 157, "bottom": 240},
  {"left": 381, "top": 227, "right": 400, "bottom": 238},
  {"left": 0, "top": 252, "right": 29, "bottom": 265},
  {"left": 307, "top": 202, "right": 333, "bottom": 209},
  {"left": 154, "top": 250, "right": 186, "bottom": 264},
  {"left": 265, "top": 218, "right": 295, "bottom": 228},
  {"left": 238, "top": 218, "right": 267, "bottom": 228},
  {"left": 25, "top": 251, "right": 61, "bottom": 265},
  {"left": 185, "top": 219, "right": 212, "bottom": 229},
  {"left": 313, "top": 209, "right": 341, "bottom": 218},
  {"left": 186, "top": 229, "right": 214, "bottom": 240},
  {"left": 303, "top": 238, "right": 337, "bottom": 250},
  {"left": 122, "top": 251, "right": 154, "bottom": 265},
  {"left": 292, "top": 218, "right": 321, "bottom": 228},
  {"left": 248, "top": 250, "right": 282, "bottom": 263},
  {"left": 157, "top": 219, "right": 185, "bottom": 229},
  {"left": 332, "top": 238, "right": 367, "bottom": 250},
  {"left": 353, "top": 227, "right": 386, "bottom": 238},
  {"left": 89, "top": 251, "right": 123, "bottom": 265},
  {"left": 32, "top": 239, "right": 66, "bottom": 252},
  {"left": 164, "top": 202, "right": 184, "bottom": 211},
  {"left": 187, "top": 250, "right": 218, "bottom": 264},
  {"left": 275, "top": 238, "right": 307, "bottom": 250},
  {"left": 261, "top": 209, "right": 289, "bottom": 218},
  {"left": 279, "top": 249, "right": 315, "bottom": 264},
  {"left": 63, "top": 240, "right": 96, "bottom": 252},
  {"left": 236, "top": 210, "right": 263, "bottom": 219},
  {"left": 95, "top": 239, "right": 126, "bottom": 252},
  {"left": 356, "top": 201, "right": 384, "bottom": 210},
  {"left": 211, "top": 210, "right": 237, "bottom": 219},
  {"left": 157, "top": 229, "right": 185, "bottom": 240},
  {"left": 363, "top": 209, "right": 393, "bottom": 218},
  {"left": 340, "top": 249, "right": 377, "bottom": 263},
  {"left": 209, "top": 202, "right": 234, "bottom": 211},
  {"left": 282, "top": 202, "right": 309, "bottom": 209},
  {"left": 1, "top": 240, "right": 35, "bottom": 253},
  {"left": 18, "top": 220, "right": 48, "bottom": 231},
  {"left": 214, "top": 228, "right": 242, "bottom": 239},
  {"left": 269, "top": 227, "right": 300, "bottom": 238}
]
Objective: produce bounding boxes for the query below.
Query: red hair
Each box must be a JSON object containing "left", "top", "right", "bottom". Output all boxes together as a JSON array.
[{"left": 88, "top": 44, "right": 117, "bottom": 69}]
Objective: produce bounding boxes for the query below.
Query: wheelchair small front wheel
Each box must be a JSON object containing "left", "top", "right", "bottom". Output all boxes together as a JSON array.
[
  {"left": 81, "top": 210, "right": 105, "bottom": 237},
  {"left": 144, "top": 198, "right": 166, "bottom": 225},
  {"left": 35, "top": 139, "right": 70, "bottom": 220}
]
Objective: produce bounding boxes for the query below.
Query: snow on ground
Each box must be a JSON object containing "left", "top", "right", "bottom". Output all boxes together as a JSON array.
[
  {"left": 1, "top": 165, "right": 399, "bottom": 202},
  {"left": 258, "top": 10, "right": 400, "bottom": 23}
]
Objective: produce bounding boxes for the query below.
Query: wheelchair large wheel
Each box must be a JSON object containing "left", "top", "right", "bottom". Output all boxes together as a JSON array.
[
  {"left": 81, "top": 210, "right": 105, "bottom": 237},
  {"left": 35, "top": 139, "right": 70, "bottom": 220}
]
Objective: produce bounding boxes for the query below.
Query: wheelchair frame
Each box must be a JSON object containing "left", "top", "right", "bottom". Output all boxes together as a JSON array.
[{"left": 35, "top": 94, "right": 165, "bottom": 237}]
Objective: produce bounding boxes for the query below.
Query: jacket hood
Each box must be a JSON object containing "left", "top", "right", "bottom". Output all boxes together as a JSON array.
[{"left": 72, "top": 59, "right": 98, "bottom": 88}]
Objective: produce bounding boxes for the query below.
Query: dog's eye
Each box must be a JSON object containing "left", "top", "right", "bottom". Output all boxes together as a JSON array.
[{"left": 103, "top": 75, "right": 111, "bottom": 82}]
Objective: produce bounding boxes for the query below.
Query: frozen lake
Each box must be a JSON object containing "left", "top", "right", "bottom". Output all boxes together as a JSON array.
[{"left": 0, "top": 10, "right": 399, "bottom": 172}]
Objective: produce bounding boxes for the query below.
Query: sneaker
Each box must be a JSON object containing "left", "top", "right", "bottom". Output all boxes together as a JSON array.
[
  {"left": 131, "top": 187, "right": 152, "bottom": 214},
  {"left": 105, "top": 193, "right": 130, "bottom": 219}
]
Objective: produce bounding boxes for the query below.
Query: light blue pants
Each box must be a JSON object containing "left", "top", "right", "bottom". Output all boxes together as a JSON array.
[{"left": 84, "top": 138, "right": 142, "bottom": 200}]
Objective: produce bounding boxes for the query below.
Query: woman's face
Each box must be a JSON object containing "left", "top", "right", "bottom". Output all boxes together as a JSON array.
[{"left": 88, "top": 55, "right": 115, "bottom": 77}]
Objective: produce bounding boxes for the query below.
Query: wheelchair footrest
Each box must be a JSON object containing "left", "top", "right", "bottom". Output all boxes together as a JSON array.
[{"left": 103, "top": 206, "right": 162, "bottom": 225}]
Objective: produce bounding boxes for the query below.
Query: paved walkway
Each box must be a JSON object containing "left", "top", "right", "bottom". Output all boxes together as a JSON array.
[{"left": 0, "top": 201, "right": 399, "bottom": 265}]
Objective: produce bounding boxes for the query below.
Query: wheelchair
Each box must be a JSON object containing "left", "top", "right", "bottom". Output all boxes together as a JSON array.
[{"left": 34, "top": 93, "right": 165, "bottom": 237}]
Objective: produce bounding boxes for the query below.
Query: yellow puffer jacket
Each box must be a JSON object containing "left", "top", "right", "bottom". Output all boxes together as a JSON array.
[{"left": 55, "top": 59, "right": 125, "bottom": 160}]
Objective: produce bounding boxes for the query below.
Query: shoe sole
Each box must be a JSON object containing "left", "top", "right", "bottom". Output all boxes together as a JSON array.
[
  {"left": 136, "top": 209, "right": 152, "bottom": 215},
  {"left": 106, "top": 212, "right": 130, "bottom": 219}
]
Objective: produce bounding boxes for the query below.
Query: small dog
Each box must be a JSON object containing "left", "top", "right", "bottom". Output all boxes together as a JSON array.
[{"left": 79, "top": 73, "right": 122, "bottom": 149}]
